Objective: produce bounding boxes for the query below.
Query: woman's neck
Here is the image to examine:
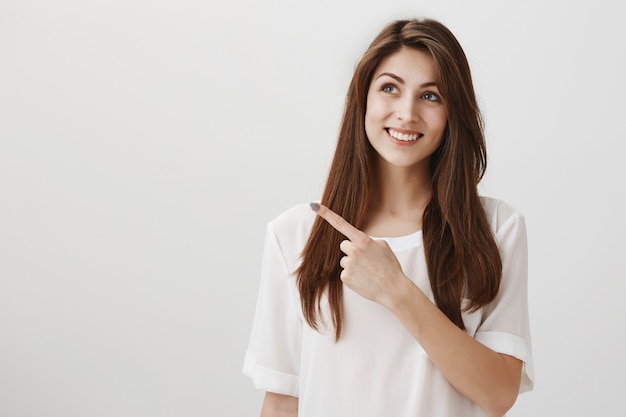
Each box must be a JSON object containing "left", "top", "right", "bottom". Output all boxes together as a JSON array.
[{"left": 364, "top": 159, "right": 432, "bottom": 237}]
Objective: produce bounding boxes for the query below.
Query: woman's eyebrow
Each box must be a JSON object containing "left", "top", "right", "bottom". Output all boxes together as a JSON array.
[
  {"left": 375, "top": 72, "right": 438, "bottom": 88},
  {"left": 376, "top": 72, "right": 405, "bottom": 84}
]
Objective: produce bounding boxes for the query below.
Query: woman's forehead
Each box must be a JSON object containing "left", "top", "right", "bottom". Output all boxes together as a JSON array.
[{"left": 372, "top": 47, "right": 439, "bottom": 86}]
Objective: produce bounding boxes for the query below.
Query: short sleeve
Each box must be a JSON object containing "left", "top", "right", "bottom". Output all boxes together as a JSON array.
[
  {"left": 474, "top": 213, "right": 535, "bottom": 393},
  {"left": 243, "top": 222, "right": 302, "bottom": 397}
]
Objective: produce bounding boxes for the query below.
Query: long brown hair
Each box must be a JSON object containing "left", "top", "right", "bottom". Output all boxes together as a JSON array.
[{"left": 296, "top": 18, "right": 502, "bottom": 340}]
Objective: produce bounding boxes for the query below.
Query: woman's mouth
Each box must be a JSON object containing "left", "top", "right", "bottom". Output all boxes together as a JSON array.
[{"left": 386, "top": 128, "right": 423, "bottom": 142}]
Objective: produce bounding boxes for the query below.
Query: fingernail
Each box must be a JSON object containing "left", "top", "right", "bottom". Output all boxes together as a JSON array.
[{"left": 309, "top": 202, "right": 320, "bottom": 212}]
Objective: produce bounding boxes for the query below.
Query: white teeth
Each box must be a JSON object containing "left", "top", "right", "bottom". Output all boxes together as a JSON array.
[{"left": 388, "top": 129, "right": 420, "bottom": 141}]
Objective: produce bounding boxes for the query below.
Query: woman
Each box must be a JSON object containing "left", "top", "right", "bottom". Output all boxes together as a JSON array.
[{"left": 244, "top": 18, "right": 534, "bottom": 417}]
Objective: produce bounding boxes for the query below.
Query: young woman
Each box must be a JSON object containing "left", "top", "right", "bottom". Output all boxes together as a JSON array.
[{"left": 244, "top": 18, "right": 533, "bottom": 417}]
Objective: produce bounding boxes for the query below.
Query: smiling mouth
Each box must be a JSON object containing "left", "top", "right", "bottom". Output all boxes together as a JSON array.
[{"left": 386, "top": 128, "right": 423, "bottom": 142}]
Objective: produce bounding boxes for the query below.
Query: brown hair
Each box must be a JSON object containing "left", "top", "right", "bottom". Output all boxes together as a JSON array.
[{"left": 296, "top": 18, "right": 502, "bottom": 340}]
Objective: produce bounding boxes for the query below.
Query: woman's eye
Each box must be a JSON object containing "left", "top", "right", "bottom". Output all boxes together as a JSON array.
[
  {"left": 423, "top": 92, "right": 441, "bottom": 102},
  {"left": 382, "top": 85, "right": 398, "bottom": 94}
]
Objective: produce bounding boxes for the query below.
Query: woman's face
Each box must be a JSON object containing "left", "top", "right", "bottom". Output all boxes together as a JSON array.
[{"left": 365, "top": 47, "right": 448, "bottom": 171}]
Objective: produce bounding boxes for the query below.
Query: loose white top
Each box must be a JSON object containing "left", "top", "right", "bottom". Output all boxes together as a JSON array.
[{"left": 244, "top": 197, "right": 534, "bottom": 417}]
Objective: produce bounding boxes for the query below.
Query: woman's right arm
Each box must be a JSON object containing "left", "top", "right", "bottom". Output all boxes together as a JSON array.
[{"left": 260, "top": 392, "right": 298, "bottom": 417}]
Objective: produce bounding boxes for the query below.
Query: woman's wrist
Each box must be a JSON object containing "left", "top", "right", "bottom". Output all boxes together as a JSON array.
[{"left": 384, "top": 273, "right": 418, "bottom": 313}]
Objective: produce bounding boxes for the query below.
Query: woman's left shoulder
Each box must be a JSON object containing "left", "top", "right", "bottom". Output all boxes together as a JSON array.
[{"left": 479, "top": 196, "right": 525, "bottom": 233}]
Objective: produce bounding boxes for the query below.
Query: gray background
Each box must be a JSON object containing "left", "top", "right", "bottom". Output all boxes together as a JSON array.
[{"left": 1, "top": 0, "right": 624, "bottom": 416}]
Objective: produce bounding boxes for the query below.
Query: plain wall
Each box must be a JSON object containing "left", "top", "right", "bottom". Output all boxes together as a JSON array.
[{"left": 1, "top": 0, "right": 625, "bottom": 415}]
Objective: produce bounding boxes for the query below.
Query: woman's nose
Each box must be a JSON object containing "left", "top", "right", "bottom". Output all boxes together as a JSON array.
[{"left": 396, "top": 97, "right": 419, "bottom": 122}]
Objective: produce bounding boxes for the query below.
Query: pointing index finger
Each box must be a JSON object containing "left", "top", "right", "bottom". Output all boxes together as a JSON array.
[{"left": 310, "top": 202, "right": 368, "bottom": 243}]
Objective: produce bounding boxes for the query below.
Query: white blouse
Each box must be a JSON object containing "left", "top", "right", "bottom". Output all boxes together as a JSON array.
[{"left": 244, "top": 197, "right": 534, "bottom": 417}]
